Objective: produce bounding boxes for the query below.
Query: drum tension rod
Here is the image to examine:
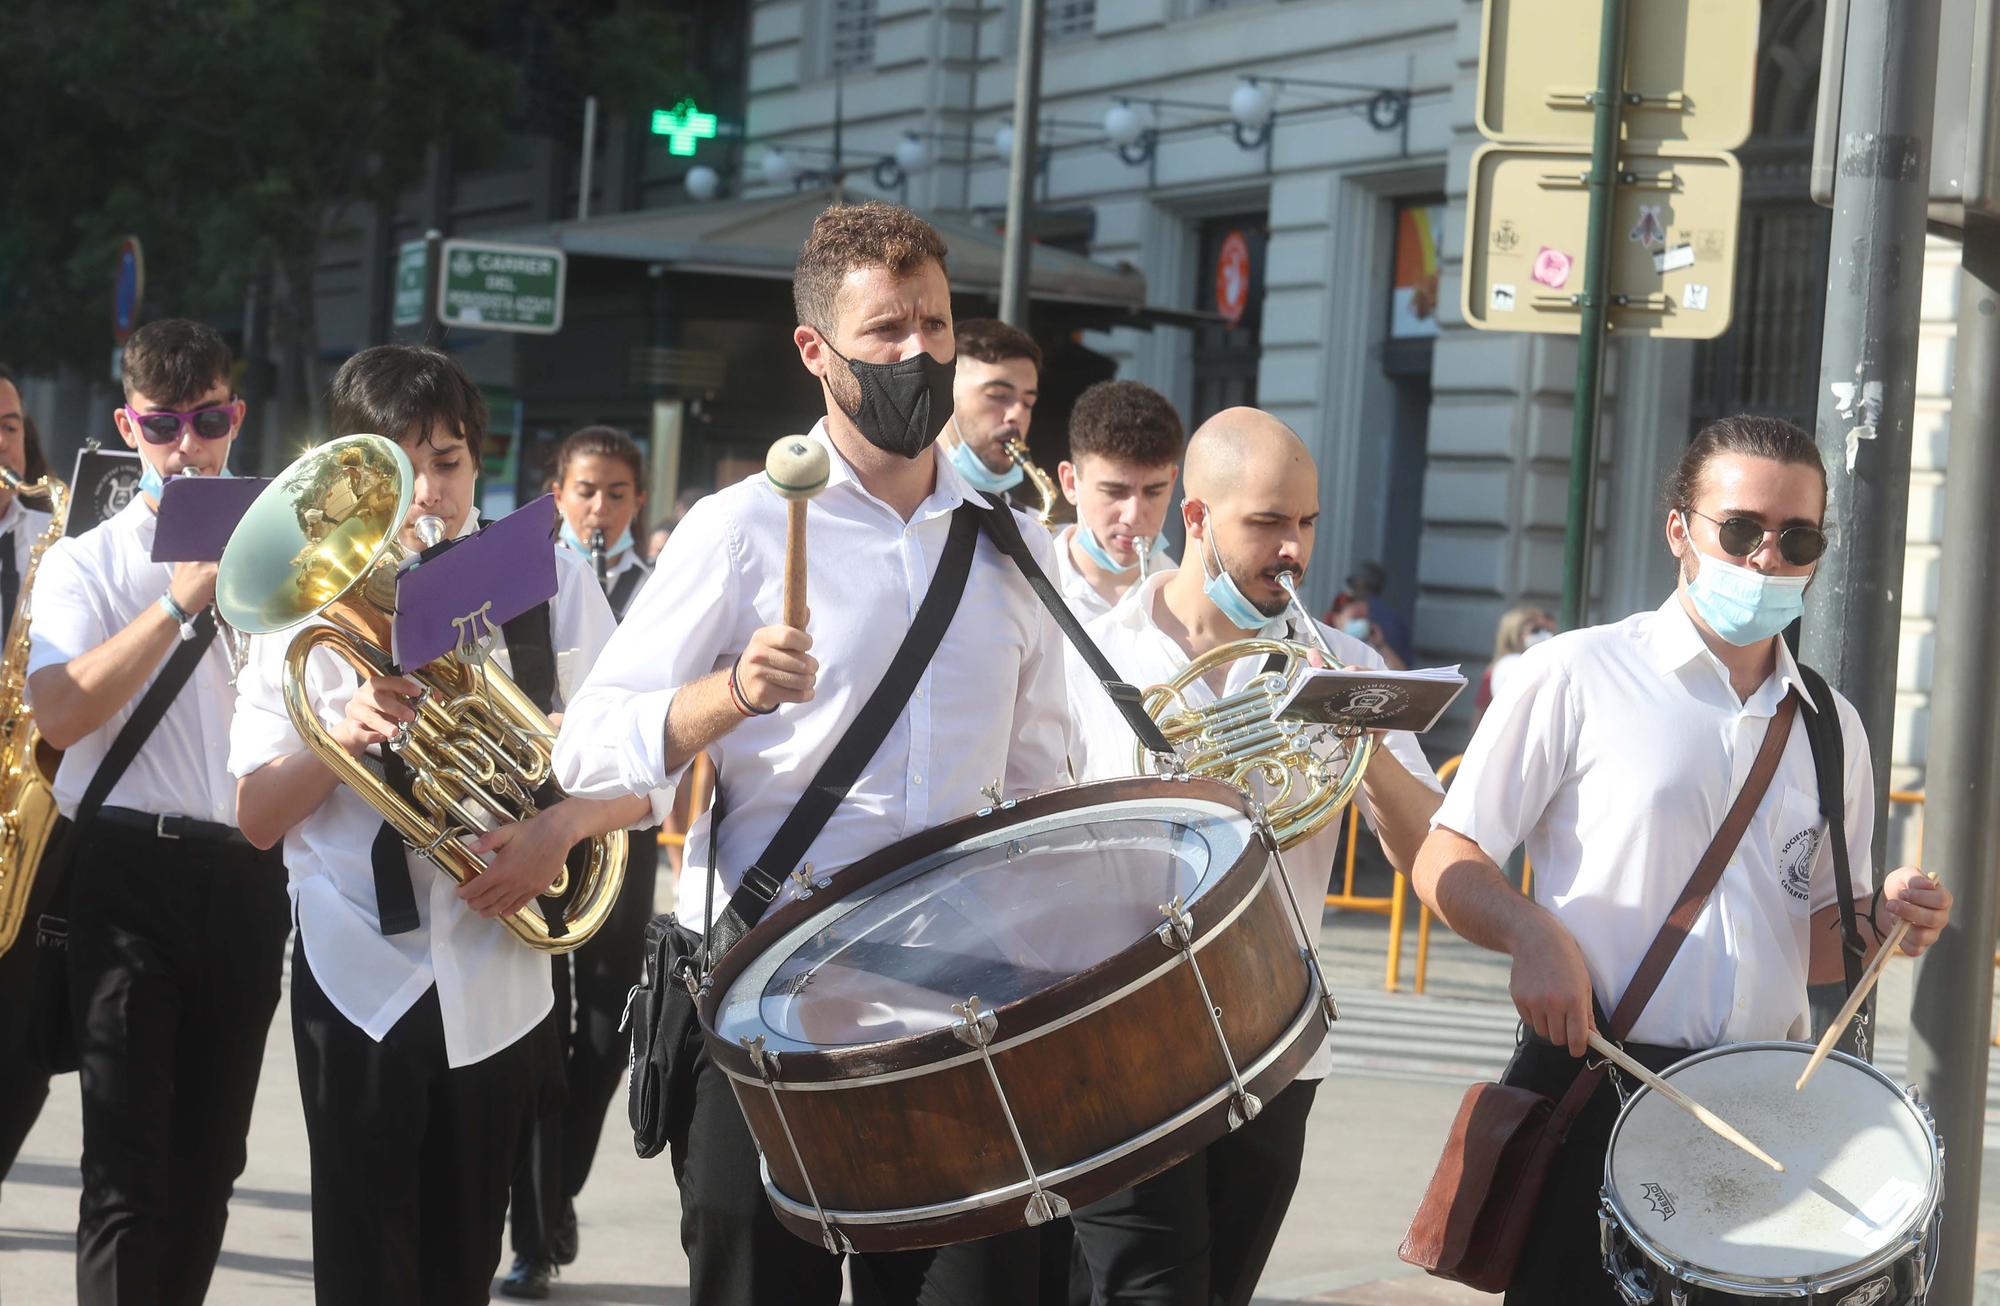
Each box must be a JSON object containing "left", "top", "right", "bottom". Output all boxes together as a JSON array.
[
  {"left": 951, "top": 996, "right": 1072, "bottom": 1227},
  {"left": 739, "top": 1035, "right": 854, "bottom": 1254},
  {"left": 1157, "top": 897, "right": 1262, "bottom": 1129},
  {"left": 1256, "top": 812, "right": 1340, "bottom": 1027}
]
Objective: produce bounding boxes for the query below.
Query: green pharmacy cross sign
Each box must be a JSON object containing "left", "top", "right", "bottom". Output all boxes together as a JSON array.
[{"left": 651, "top": 99, "right": 718, "bottom": 156}]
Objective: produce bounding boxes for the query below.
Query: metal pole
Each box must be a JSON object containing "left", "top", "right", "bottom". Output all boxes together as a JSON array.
[
  {"left": 1905, "top": 215, "right": 2000, "bottom": 1306},
  {"left": 998, "top": 0, "right": 1044, "bottom": 328},
  {"left": 1800, "top": 0, "right": 1939, "bottom": 898},
  {"left": 1557, "top": 0, "right": 1628, "bottom": 631},
  {"left": 420, "top": 228, "right": 444, "bottom": 349},
  {"left": 578, "top": 95, "right": 598, "bottom": 222}
]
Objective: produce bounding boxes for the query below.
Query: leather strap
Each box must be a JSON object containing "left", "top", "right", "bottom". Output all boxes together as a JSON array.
[{"left": 1548, "top": 691, "right": 1800, "bottom": 1133}]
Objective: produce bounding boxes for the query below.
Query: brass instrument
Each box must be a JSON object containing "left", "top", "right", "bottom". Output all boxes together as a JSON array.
[
  {"left": 0, "top": 468, "right": 69, "bottom": 955},
  {"left": 588, "top": 527, "right": 608, "bottom": 591},
  {"left": 215, "top": 434, "right": 626, "bottom": 954},
  {"left": 1134, "top": 572, "right": 1375, "bottom": 848},
  {"left": 1003, "top": 437, "right": 1059, "bottom": 526}
]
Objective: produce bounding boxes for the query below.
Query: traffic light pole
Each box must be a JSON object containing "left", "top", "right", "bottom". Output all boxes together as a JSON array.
[
  {"left": 997, "top": 0, "right": 1044, "bottom": 329},
  {"left": 1558, "top": 0, "right": 1628, "bottom": 630}
]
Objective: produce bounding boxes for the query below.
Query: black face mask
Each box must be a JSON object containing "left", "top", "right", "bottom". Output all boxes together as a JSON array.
[{"left": 823, "top": 339, "right": 957, "bottom": 460}]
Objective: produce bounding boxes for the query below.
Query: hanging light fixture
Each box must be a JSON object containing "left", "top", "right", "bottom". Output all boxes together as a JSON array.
[
  {"left": 760, "top": 149, "right": 797, "bottom": 186},
  {"left": 684, "top": 165, "right": 720, "bottom": 200},
  {"left": 994, "top": 123, "right": 1015, "bottom": 160},
  {"left": 895, "top": 132, "right": 929, "bottom": 171}
]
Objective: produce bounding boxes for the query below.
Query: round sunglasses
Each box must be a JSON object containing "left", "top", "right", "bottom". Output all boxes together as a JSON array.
[
  {"left": 123, "top": 398, "right": 239, "bottom": 445},
  {"left": 1682, "top": 507, "right": 1827, "bottom": 566}
]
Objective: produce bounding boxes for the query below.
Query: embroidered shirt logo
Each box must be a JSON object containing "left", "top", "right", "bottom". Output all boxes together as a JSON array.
[
  {"left": 1778, "top": 824, "right": 1820, "bottom": 902},
  {"left": 1639, "top": 1181, "right": 1678, "bottom": 1221}
]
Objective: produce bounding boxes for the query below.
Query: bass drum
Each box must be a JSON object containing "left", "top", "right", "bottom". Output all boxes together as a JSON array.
[
  {"left": 699, "top": 776, "right": 1332, "bottom": 1252},
  {"left": 1600, "top": 1042, "right": 1943, "bottom": 1304}
]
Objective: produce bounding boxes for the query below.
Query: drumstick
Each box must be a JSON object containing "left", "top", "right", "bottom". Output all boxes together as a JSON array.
[
  {"left": 764, "top": 437, "right": 830, "bottom": 630},
  {"left": 1585, "top": 1032, "right": 1784, "bottom": 1172},
  {"left": 1794, "top": 916, "right": 1912, "bottom": 1092}
]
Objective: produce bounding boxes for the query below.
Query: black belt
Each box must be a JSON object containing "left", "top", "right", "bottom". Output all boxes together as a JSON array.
[{"left": 96, "top": 806, "right": 252, "bottom": 847}]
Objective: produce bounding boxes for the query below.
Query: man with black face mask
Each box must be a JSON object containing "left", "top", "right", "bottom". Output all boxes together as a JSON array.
[{"left": 552, "top": 202, "right": 1071, "bottom": 1306}]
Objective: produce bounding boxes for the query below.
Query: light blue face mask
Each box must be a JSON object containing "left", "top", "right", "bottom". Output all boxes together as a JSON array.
[
  {"left": 561, "top": 521, "right": 634, "bottom": 560},
  {"left": 141, "top": 461, "right": 230, "bottom": 502},
  {"left": 1683, "top": 530, "right": 1810, "bottom": 646},
  {"left": 944, "top": 427, "right": 1023, "bottom": 493},
  {"left": 1341, "top": 617, "right": 1372, "bottom": 640},
  {"left": 1075, "top": 524, "right": 1160, "bottom": 575},
  {"left": 1200, "top": 521, "right": 1280, "bottom": 632}
]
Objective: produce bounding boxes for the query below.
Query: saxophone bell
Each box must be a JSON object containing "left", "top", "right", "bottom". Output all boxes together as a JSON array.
[{"left": 1001, "top": 437, "right": 1059, "bottom": 527}]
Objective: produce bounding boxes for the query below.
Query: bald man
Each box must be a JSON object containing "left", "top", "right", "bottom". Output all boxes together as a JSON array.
[{"left": 1062, "top": 408, "right": 1443, "bottom": 1305}]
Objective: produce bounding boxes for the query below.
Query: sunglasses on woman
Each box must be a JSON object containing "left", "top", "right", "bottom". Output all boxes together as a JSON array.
[
  {"left": 1682, "top": 508, "right": 1828, "bottom": 566},
  {"left": 123, "top": 398, "right": 239, "bottom": 445}
]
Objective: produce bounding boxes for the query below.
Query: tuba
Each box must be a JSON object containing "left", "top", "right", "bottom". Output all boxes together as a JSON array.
[
  {"left": 215, "top": 435, "right": 625, "bottom": 954},
  {"left": 0, "top": 468, "right": 70, "bottom": 955},
  {"left": 1134, "top": 574, "right": 1375, "bottom": 848},
  {"left": 1002, "top": 437, "right": 1059, "bottom": 526}
]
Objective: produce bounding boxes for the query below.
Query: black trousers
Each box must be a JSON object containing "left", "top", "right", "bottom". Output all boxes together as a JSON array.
[
  {"left": 1069, "top": 1076, "right": 1320, "bottom": 1306},
  {"left": 509, "top": 827, "right": 659, "bottom": 1259},
  {"left": 1498, "top": 1034, "right": 1696, "bottom": 1306},
  {"left": 68, "top": 823, "right": 290, "bottom": 1306},
  {"left": 292, "top": 935, "right": 558, "bottom": 1306},
  {"left": 660, "top": 981, "right": 1040, "bottom": 1306},
  {"left": 0, "top": 844, "right": 67, "bottom": 1192}
]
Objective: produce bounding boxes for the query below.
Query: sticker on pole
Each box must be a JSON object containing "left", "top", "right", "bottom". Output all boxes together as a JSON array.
[{"left": 437, "top": 239, "right": 566, "bottom": 335}]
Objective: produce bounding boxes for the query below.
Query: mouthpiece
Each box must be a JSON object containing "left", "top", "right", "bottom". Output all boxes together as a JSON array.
[{"left": 413, "top": 515, "right": 447, "bottom": 549}]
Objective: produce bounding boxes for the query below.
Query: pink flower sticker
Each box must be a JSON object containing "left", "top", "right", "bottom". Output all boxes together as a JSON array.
[{"left": 1532, "top": 246, "right": 1573, "bottom": 289}]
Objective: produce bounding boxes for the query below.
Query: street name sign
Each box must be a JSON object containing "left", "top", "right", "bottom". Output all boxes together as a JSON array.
[{"left": 437, "top": 239, "right": 566, "bottom": 334}]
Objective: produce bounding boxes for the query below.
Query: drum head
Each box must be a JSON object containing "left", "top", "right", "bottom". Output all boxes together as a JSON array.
[
  {"left": 711, "top": 791, "right": 1255, "bottom": 1055},
  {"left": 1605, "top": 1044, "right": 1937, "bottom": 1284}
]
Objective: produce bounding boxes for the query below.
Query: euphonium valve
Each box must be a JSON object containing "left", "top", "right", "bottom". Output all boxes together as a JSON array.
[{"left": 215, "top": 434, "right": 625, "bottom": 954}]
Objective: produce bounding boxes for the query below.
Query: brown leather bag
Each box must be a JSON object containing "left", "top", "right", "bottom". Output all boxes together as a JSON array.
[{"left": 1398, "top": 693, "right": 1799, "bottom": 1291}]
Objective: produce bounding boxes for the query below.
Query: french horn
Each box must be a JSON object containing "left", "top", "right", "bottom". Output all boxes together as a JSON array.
[{"left": 215, "top": 434, "right": 625, "bottom": 953}]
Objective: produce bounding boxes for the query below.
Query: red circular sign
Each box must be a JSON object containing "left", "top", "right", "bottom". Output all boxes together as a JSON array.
[{"left": 1215, "top": 231, "right": 1251, "bottom": 327}]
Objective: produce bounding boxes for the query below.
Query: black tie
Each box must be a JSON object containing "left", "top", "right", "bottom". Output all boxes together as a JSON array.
[{"left": 1, "top": 532, "right": 18, "bottom": 644}]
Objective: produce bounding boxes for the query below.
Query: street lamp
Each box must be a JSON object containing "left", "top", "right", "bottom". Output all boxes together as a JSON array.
[
  {"left": 1230, "top": 78, "right": 1277, "bottom": 148},
  {"left": 761, "top": 148, "right": 797, "bottom": 186},
  {"left": 1105, "top": 100, "right": 1157, "bottom": 166},
  {"left": 994, "top": 123, "right": 1015, "bottom": 160},
  {"left": 684, "top": 164, "right": 719, "bottom": 200}
]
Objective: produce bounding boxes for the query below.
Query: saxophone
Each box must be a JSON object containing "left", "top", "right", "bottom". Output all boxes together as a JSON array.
[
  {"left": 0, "top": 468, "right": 71, "bottom": 955},
  {"left": 1002, "top": 436, "right": 1059, "bottom": 526}
]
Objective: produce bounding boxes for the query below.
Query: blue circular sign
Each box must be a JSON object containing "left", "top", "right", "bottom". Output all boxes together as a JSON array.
[{"left": 114, "top": 236, "right": 145, "bottom": 341}]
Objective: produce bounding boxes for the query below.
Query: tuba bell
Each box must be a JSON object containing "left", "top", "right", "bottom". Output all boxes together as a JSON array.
[
  {"left": 215, "top": 434, "right": 625, "bottom": 954},
  {"left": 1134, "top": 574, "right": 1375, "bottom": 848}
]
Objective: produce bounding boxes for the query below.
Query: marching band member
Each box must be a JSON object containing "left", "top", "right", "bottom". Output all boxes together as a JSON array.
[
  {"left": 501, "top": 426, "right": 660, "bottom": 1299},
  {"left": 938, "top": 317, "right": 1042, "bottom": 512},
  {"left": 24, "top": 321, "right": 281, "bottom": 1306},
  {"left": 1411, "top": 415, "right": 1953, "bottom": 1304},
  {"left": 553, "top": 202, "right": 1069, "bottom": 1306},
  {"left": 0, "top": 372, "right": 63, "bottom": 1192},
  {"left": 1051, "top": 379, "right": 1182, "bottom": 619},
  {"left": 1063, "top": 407, "right": 1442, "bottom": 1306},
  {"left": 229, "top": 346, "right": 648, "bottom": 1306}
]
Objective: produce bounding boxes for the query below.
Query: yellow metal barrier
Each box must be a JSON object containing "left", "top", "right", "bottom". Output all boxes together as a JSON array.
[{"left": 1321, "top": 797, "right": 1411, "bottom": 990}]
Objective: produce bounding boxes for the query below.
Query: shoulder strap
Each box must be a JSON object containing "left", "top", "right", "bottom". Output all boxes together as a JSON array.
[
  {"left": 973, "top": 493, "right": 1172, "bottom": 756},
  {"left": 711, "top": 503, "right": 982, "bottom": 943},
  {"left": 75, "top": 611, "right": 219, "bottom": 829},
  {"left": 1796, "top": 663, "right": 1867, "bottom": 1003},
  {"left": 498, "top": 599, "right": 557, "bottom": 714},
  {"left": 1548, "top": 691, "right": 1800, "bottom": 1133}
]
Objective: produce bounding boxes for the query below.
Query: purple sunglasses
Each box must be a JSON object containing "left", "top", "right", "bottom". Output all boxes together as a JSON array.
[{"left": 123, "top": 398, "right": 240, "bottom": 445}]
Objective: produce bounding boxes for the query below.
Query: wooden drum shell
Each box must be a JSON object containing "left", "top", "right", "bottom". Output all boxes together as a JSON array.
[{"left": 698, "top": 777, "right": 1330, "bottom": 1252}]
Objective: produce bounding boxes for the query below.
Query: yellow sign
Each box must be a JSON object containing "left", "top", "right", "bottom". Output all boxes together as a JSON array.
[
  {"left": 1461, "top": 144, "right": 1743, "bottom": 340},
  {"left": 1476, "top": 0, "right": 1758, "bottom": 150}
]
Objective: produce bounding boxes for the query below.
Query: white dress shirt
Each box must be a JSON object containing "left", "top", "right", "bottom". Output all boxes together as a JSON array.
[
  {"left": 1050, "top": 524, "right": 1177, "bottom": 623},
  {"left": 27, "top": 497, "right": 239, "bottom": 824},
  {"left": 554, "top": 421, "right": 1072, "bottom": 930},
  {"left": 560, "top": 536, "right": 651, "bottom": 622},
  {"left": 1433, "top": 595, "right": 1873, "bottom": 1050},
  {"left": 1064, "top": 571, "right": 1443, "bottom": 1080},
  {"left": 228, "top": 540, "right": 617, "bottom": 1067},
  {"left": 0, "top": 496, "right": 53, "bottom": 604}
]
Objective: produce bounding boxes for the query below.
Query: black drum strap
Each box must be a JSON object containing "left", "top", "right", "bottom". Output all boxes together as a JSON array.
[
  {"left": 707, "top": 504, "right": 981, "bottom": 954},
  {"left": 1797, "top": 664, "right": 1868, "bottom": 1020}
]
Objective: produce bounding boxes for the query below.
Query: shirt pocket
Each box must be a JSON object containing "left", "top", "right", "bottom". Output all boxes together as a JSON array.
[{"left": 1770, "top": 785, "right": 1825, "bottom": 914}]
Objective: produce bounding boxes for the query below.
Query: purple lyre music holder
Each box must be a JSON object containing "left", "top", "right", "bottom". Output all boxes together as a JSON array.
[
  {"left": 150, "top": 476, "right": 275, "bottom": 562},
  {"left": 390, "top": 494, "right": 560, "bottom": 671}
]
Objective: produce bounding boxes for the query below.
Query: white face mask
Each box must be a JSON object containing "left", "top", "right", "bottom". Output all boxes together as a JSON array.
[{"left": 1523, "top": 628, "right": 1553, "bottom": 648}]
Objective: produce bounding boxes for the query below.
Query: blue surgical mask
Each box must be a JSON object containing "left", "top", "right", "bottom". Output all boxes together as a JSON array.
[
  {"left": 1200, "top": 521, "right": 1279, "bottom": 632},
  {"left": 561, "top": 521, "right": 633, "bottom": 560},
  {"left": 1076, "top": 524, "right": 1158, "bottom": 574},
  {"left": 1341, "top": 617, "right": 1372, "bottom": 640},
  {"left": 140, "top": 461, "right": 229, "bottom": 503},
  {"left": 1683, "top": 535, "right": 1810, "bottom": 646},
  {"left": 944, "top": 427, "right": 1023, "bottom": 493}
]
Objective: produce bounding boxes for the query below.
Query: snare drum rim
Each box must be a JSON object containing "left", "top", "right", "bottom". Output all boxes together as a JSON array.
[
  {"left": 696, "top": 775, "right": 1273, "bottom": 1084},
  {"left": 1600, "top": 1040, "right": 1943, "bottom": 1297}
]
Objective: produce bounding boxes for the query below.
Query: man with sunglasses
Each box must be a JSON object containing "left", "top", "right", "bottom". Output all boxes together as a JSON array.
[
  {"left": 1409, "top": 415, "right": 1952, "bottom": 1304},
  {"left": 25, "top": 319, "right": 288, "bottom": 1306}
]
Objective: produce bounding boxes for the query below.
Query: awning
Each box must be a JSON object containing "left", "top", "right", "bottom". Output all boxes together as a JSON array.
[{"left": 469, "top": 186, "right": 1214, "bottom": 330}]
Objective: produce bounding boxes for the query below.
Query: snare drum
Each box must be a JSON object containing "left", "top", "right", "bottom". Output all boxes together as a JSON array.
[
  {"left": 698, "top": 776, "right": 1333, "bottom": 1252},
  {"left": 1599, "top": 1042, "right": 1943, "bottom": 1305}
]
